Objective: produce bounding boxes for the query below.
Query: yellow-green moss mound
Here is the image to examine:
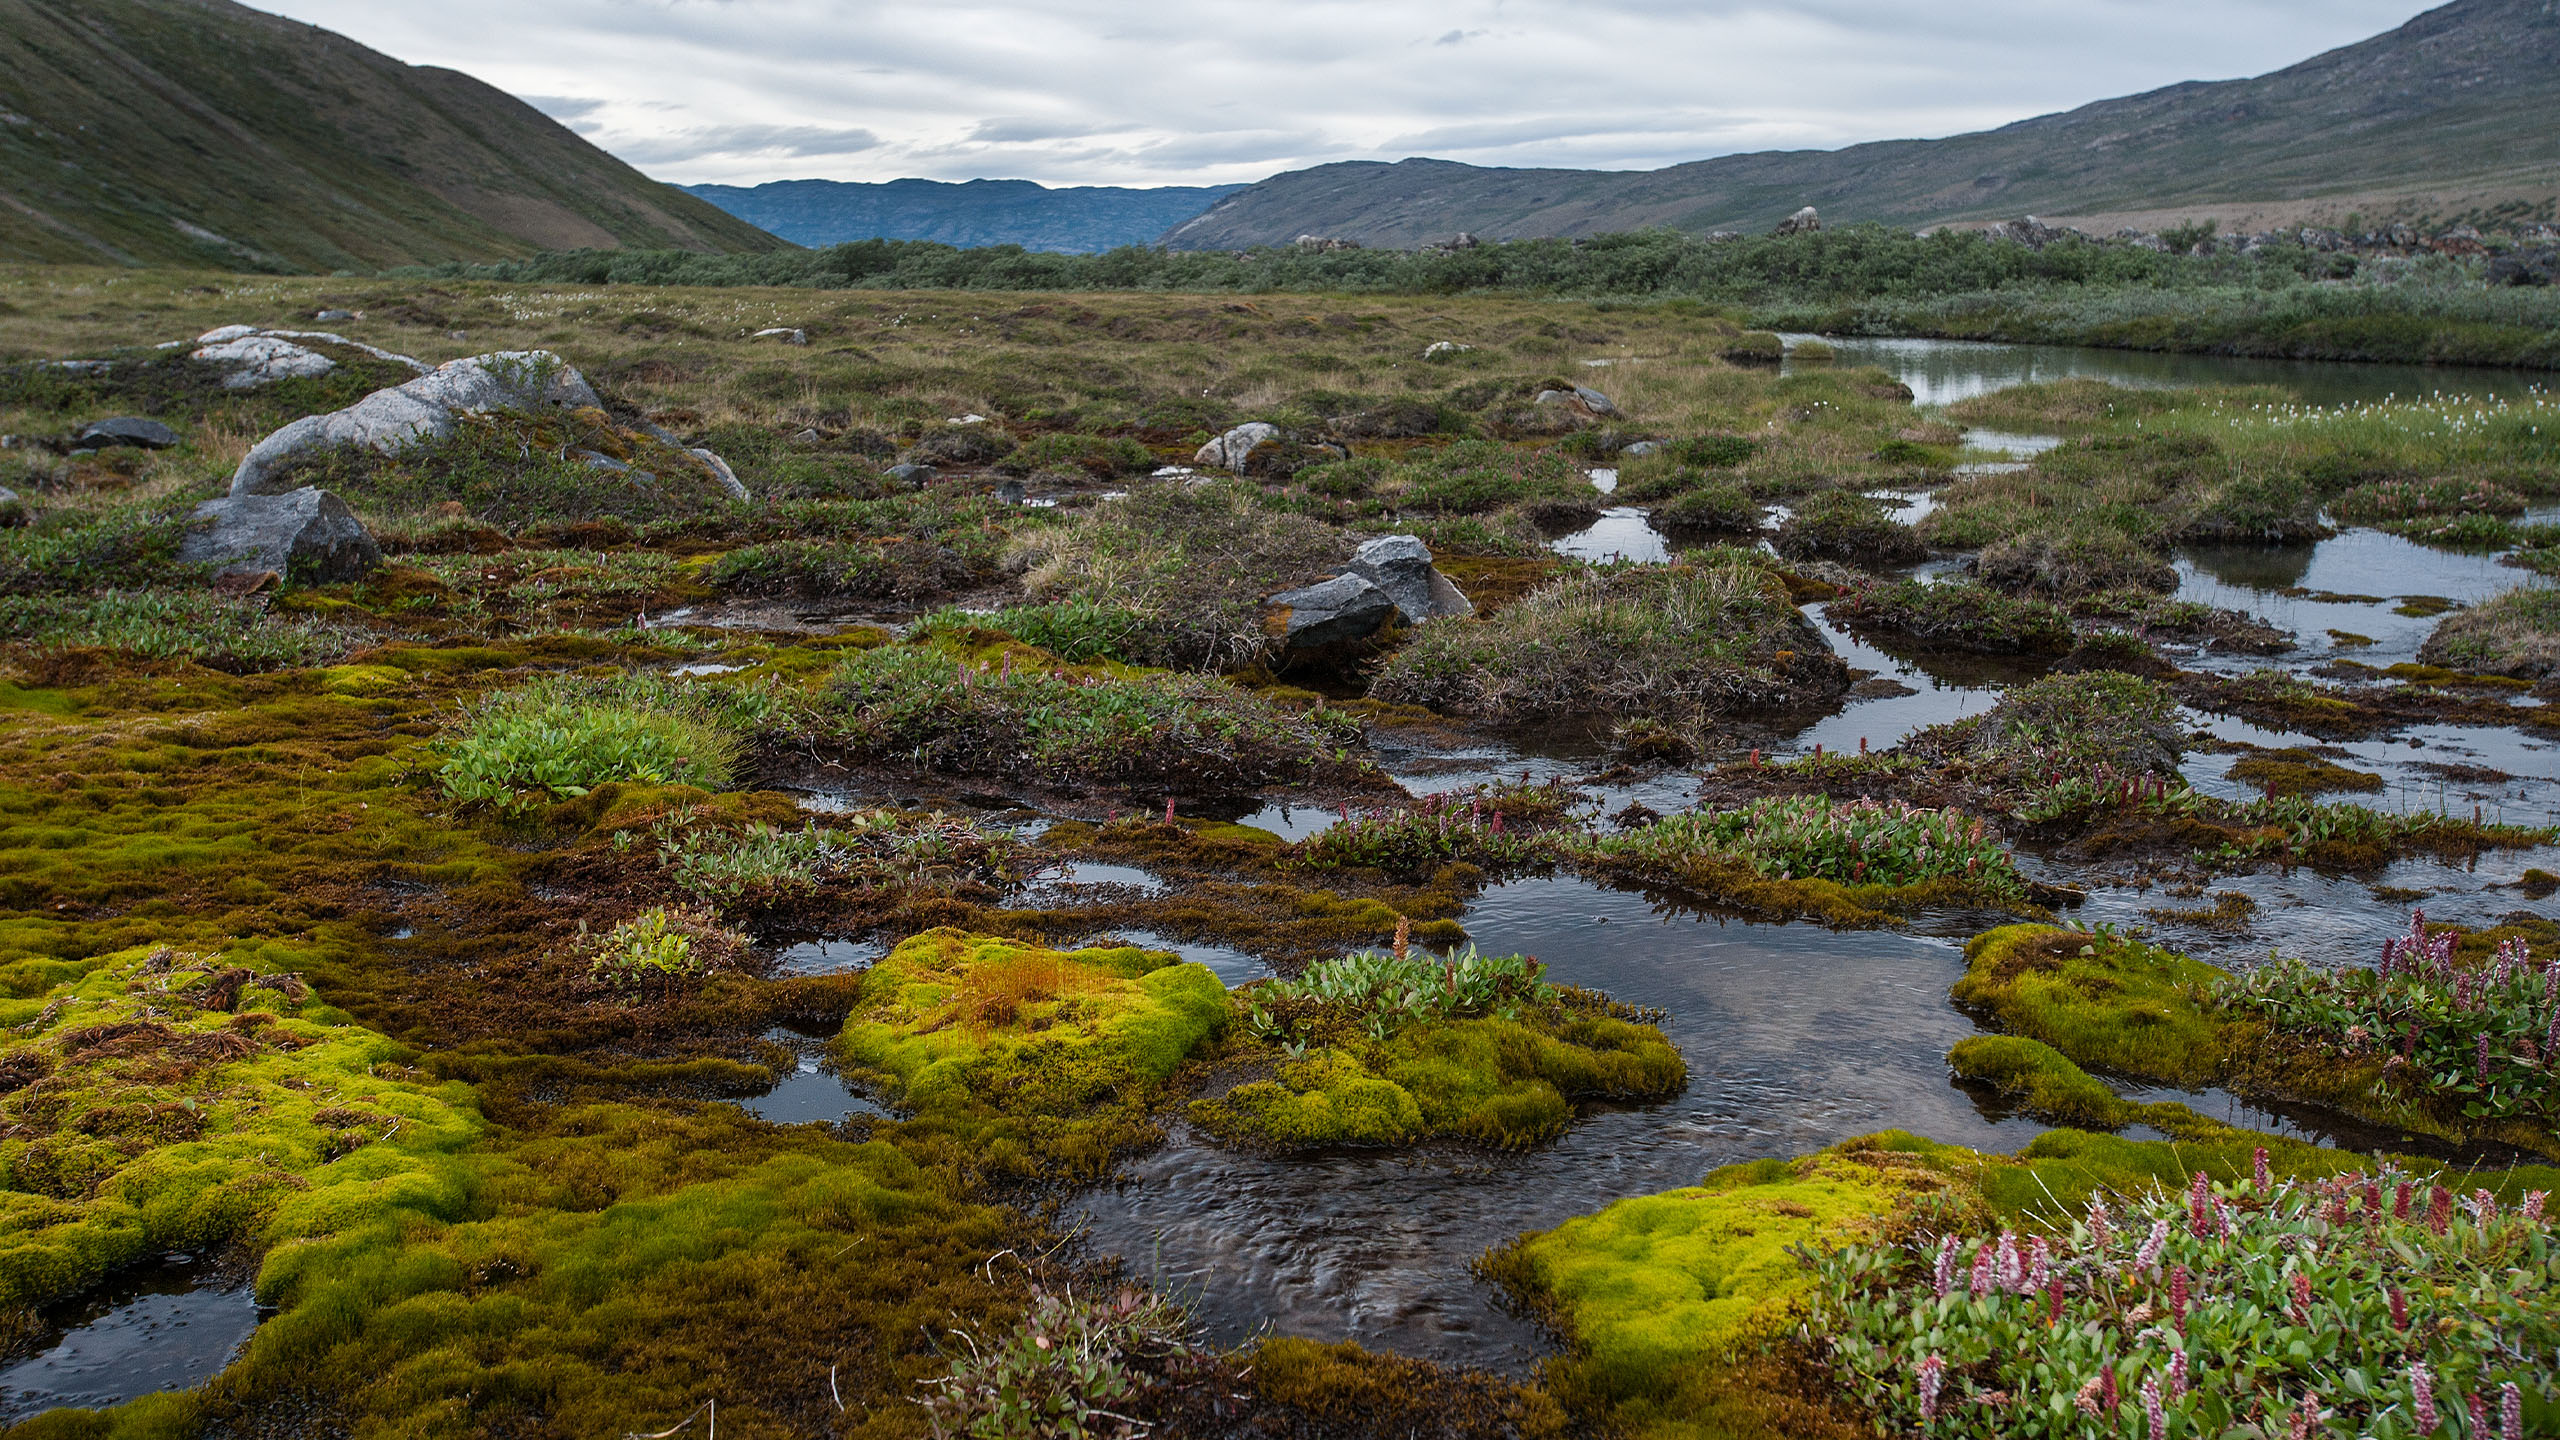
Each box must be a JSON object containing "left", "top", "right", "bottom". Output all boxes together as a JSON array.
[
  {"left": 835, "top": 929, "right": 1231, "bottom": 1175},
  {"left": 0, "top": 943, "right": 482, "bottom": 1323},
  {"left": 1482, "top": 1138, "right": 1974, "bottom": 1440},
  {"left": 1189, "top": 949, "right": 1684, "bottom": 1150}
]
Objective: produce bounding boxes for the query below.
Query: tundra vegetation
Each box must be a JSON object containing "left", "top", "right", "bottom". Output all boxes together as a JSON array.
[{"left": 0, "top": 263, "right": 2556, "bottom": 1438}]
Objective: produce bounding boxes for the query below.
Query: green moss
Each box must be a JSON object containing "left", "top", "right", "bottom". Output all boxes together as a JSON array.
[
  {"left": 2226, "top": 747, "right": 2387, "bottom": 796},
  {"left": 835, "top": 930, "right": 1229, "bottom": 1176},
  {"left": 1484, "top": 1139, "right": 1972, "bottom": 1439},
  {"left": 1952, "top": 925, "right": 2231, "bottom": 1087},
  {"left": 1196, "top": 1010, "right": 1682, "bottom": 1150}
]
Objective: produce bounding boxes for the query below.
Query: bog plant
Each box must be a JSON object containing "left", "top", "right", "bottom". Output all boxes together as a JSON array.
[
  {"left": 1598, "top": 795, "right": 2028, "bottom": 899},
  {"left": 917, "top": 1281, "right": 1206, "bottom": 1440},
  {"left": 436, "top": 672, "right": 775, "bottom": 809},
  {"left": 648, "top": 806, "right": 1041, "bottom": 900},
  {"left": 580, "top": 904, "right": 743, "bottom": 987},
  {"left": 1814, "top": 1154, "right": 2559, "bottom": 1439},
  {"left": 2224, "top": 913, "right": 2557, "bottom": 1122},
  {"left": 1240, "top": 944, "right": 1560, "bottom": 1047},
  {"left": 1293, "top": 780, "right": 1587, "bottom": 877}
]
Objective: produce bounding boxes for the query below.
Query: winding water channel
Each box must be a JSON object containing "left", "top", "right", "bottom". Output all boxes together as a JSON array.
[{"left": 1058, "top": 337, "right": 2560, "bottom": 1369}]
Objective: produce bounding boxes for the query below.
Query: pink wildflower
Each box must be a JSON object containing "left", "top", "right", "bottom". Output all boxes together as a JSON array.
[
  {"left": 2290, "top": 1271, "right": 2312, "bottom": 1324},
  {"left": 2169, "top": 1265, "right": 2190, "bottom": 1333},
  {"left": 1970, "top": 1242, "right": 1995, "bottom": 1298},
  {"left": 2189, "top": 1172, "right": 2213, "bottom": 1236},
  {"left": 2144, "top": 1376, "right": 2167, "bottom": 1440},
  {"left": 2088, "top": 1196, "right": 2113, "bottom": 1250},
  {"left": 1919, "top": 1353, "right": 1946, "bottom": 1422},
  {"left": 2168, "top": 1348, "right": 2188, "bottom": 1400},
  {"left": 2253, "top": 1146, "right": 2270, "bottom": 1191},
  {"left": 2135, "top": 1218, "right": 2170, "bottom": 1270},
  {"left": 1932, "top": 1235, "right": 1959, "bottom": 1298},
  {"left": 2411, "top": 1362, "right": 2437, "bottom": 1432},
  {"left": 2525, "top": 1191, "right": 2547, "bottom": 1223},
  {"left": 2504, "top": 1383, "right": 2525, "bottom": 1440}
]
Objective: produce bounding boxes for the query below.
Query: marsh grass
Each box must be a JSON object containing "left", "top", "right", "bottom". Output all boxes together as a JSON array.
[
  {"left": 0, "top": 590, "right": 382, "bottom": 670},
  {"left": 1370, "top": 553, "right": 1838, "bottom": 723},
  {"left": 2419, "top": 585, "right": 2560, "bottom": 678}
]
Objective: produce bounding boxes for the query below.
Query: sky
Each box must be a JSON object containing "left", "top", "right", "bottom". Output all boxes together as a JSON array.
[{"left": 253, "top": 0, "right": 2450, "bottom": 190}]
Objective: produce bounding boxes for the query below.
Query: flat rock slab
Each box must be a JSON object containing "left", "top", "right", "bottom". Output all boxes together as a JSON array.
[
  {"left": 1347, "top": 533, "right": 1473, "bottom": 624},
  {"left": 1194, "top": 422, "right": 1278, "bottom": 472},
  {"left": 231, "top": 351, "right": 605, "bottom": 496},
  {"left": 74, "top": 417, "right": 182, "bottom": 449},
  {"left": 179, "top": 487, "right": 381, "bottom": 583}
]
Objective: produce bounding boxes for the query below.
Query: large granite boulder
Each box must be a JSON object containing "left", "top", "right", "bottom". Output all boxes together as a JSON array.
[
  {"left": 230, "top": 352, "right": 608, "bottom": 496},
  {"left": 1774, "top": 206, "right": 1821, "bottom": 237},
  {"left": 179, "top": 488, "right": 381, "bottom": 583},
  {"left": 1267, "top": 573, "right": 1398, "bottom": 648},
  {"left": 1194, "top": 422, "right": 1278, "bottom": 472},
  {"left": 1346, "top": 534, "right": 1473, "bottom": 624}
]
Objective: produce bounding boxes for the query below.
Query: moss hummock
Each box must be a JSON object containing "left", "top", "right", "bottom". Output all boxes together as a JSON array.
[{"left": 835, "top": 929, "right": 1230, "bottom": 1176}]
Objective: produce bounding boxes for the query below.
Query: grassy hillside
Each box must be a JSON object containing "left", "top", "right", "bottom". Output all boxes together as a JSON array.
[
  {"left": 1162, "top": 0, "right": 2560, "bottom": 248},
  {"left": 686, "top": 178, "right": 1244, "bottom": 253},
  {"left": 0, "top": 0, "right": 788, "bottom": 270}
]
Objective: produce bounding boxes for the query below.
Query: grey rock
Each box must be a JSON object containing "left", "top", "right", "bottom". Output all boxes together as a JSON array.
[
  {"left": 885, "top": 462, "right": 938, "bottom": 487},
  {"left": 1268, "top": 572, "right": 1397, "bottom": 648},
  {"left": 178, "top": 487, "right": 380, "bottom": 583},
  {"left": 1572, "top": 385, "right": 1620, "bottom": 418},
  {"left": 1194, "top": 421, "right": 1278, "bottom": 471},
  {"left": 314, "top": 309, "right": 358, "bottom": 322},
  {"left": 575, "top": 450, "right": 631, "bottom": 474},
  {"left": 1618, "top": 439, "right": 1664, "bottom": 457},
  {"left": 1773, "top": 206, "right": 1821, "bottom": 237},
  {"left": 1346, "top": 534, "right": 1473, "bottom": 625},
  {"left": 689, "top": 448, "right": 749, "bottom": 501},
  {"left": 995, "top": 478, "right": 1027, "bottom": 505},
  {"left": 230, "top": 351, "right": 604, "bottom": 496},
  {"left": 75, "top": 416, "right": 182, "bottom": 449},
  {"left": 752, "top": 327, "right": 809, "bottom": 345},
  {"left": 194, "top": 333, "right": 337, "bottom": 389}
]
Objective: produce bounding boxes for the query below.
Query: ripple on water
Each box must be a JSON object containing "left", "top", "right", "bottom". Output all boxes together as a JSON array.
[
  {"left": 737, "top": 1029, "right": 889, "bottom": 1126},
  {"left": 1073, "top": 875, "right": 2045, "bottom": 1370},
  {"left": 0, "top": 1256, "right": 261, "bottom": 1421}
]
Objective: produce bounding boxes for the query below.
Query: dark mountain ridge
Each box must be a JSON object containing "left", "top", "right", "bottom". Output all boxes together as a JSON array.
[
  {"left": 1161, "top": 0, "right": 2560, "bottom": 250},
  {"left": 0, "top": 0, "right": 784, "bottom": 270},
  {"left": 685, "top": 177, "right": 1248, "bottom": 254}
]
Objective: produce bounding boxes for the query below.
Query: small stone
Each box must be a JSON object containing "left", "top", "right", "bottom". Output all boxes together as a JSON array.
[
  {"left": 1422, "top": 341, "right": 1474, "bottom": 358},
  {"left": 1194, "top": 422, "right": 1279, "bottom": 472},
  {"left": 73, "top": 417, "right": 182, "bottom": 450},
  {"left": 178, "top": 487, "right": 381, "bottom": 583},
  {"left": 314, "top": 309, "right": 358, "bottom": 322},
  {"left": 995, "top": 478, "right": 1027, "bottom": 505},
  {"left": 1618, "top": 439, "right": 1664, "bottom": 457},
  {"left": 192, "top": 334, "right": 336, "bottom": 389},
  {"left": 885, "top": 462, "right": 937, "bottom": 487},
  {"left": 752, "top": 327, "right": 809, "bottom": 345},
  {"left": 575, "top": 450, "right": 631, "bottom": 474},
  {"left": 1572, "top": 385, "right": 1620, "bottom": 418},
  {"left": 1268, "top": 572, "right": 1397, "bottom": 648}
]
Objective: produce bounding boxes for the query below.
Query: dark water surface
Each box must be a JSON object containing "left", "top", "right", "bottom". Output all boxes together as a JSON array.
[
  {"left": 1781, "top": 334, "right": 2553, "bottom": 408},
  {"left": 0, "top": 1257, "right": 261, "bottom": 1421},
  {"left": 1072, "top": 875, "right": 2044, "bottom": 1369}
]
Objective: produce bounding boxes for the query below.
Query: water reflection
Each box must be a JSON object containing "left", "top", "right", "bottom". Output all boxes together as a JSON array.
[
  {"left": 1780, "top": 334, "right": 2550, "bottom": 408},
  {"left": 0, "top": 1256, "right": 261, "bottom": 1421}
]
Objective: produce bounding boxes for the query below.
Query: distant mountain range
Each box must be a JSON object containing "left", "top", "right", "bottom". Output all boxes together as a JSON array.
[
  {"left": 683, "top": 178, "right": 1247, "bottom": 253},
  {"left": 0, "top": 0, "right": 782, "bottom": 269},
  {"left": 1161, "top": 0, "right": 2560, "bottom": 250}
]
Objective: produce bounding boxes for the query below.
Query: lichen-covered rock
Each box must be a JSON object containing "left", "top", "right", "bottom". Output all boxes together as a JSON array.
[
  {"left": 1773, "top": 205, "right": 1821, "bottom": 236},
  {"left": 185, "top": 325, "right": 429, "bottom": 392},
  {"left": 1346, "top": 534, "right": 1473, "bottom": 625},
  {"left": 1195, "top": 422, "right": 1278, "bottom": 472},
  {"left": 1268, "top": 571, "right": 1397, "bottom": 648},
  {"left": 230, "top": 352, "right": 605, "bottom": 496},
  {"left": 179, "top": 487, "right": 382, "bottom": 582}
]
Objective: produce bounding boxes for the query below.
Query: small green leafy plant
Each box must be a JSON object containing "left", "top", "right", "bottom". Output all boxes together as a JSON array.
[
  {"left": 435, "top": 672, "right": 775, "bottom": 809},
  {"left": 1814, "top": 1155, "right": 2558, "bottom": 1439}
]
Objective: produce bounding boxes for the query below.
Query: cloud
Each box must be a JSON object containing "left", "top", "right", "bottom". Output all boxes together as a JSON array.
[{"left": 246, "top": 0, "right": 2452, "bottom": 187}]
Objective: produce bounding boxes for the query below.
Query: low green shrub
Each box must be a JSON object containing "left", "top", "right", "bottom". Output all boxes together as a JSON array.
[
  {"left": 2223, "top": 915, "right": 2555, "bottom": 1122},
  {"left": 2333, "top": 477, "right": 2529, "bottom": 523},
  {"left": 920, "top": 1281, "right": 1208, "bottom": 1437},
  {"left": 2419, "top": 585, "right": 2560, "bottom": 679},
  {"left": 0, "top": 501, "right": 197, "bottom": 596},
  {"left": 0, "top": 591, "right": 380, "bottom": 671},
  {"left": 996, "top": 432, "right": 1153, "bottom": 478},
  {"left": 912, "top": 599, "right": 1150, "bottom": 664},
  {"left": 646, "top": 806, "right": 1040, "bottom": 900},
  {"left": 1598, "top": 795, "right": 2027, "bottom": 899},
  {"left": 1773, "top": 491, "right": 1927, "bottom": 567},
  {"left": 1370, "top": 553, "right": 1841, "bottom": 723},
  {"left": 1293, "top": 781, "right": 1587, "bottom": 878},
  {"left": 1379, "top": 440, "right": 1593, "bottom": 515},
  {"left": 1652, "top": 484, "right": 1761, "bottom": 534},
  {"left": 1829, "top": 579, "right": 2074, "bottom": 654},
  {"left": 579, "top": 904, "right": 748, "bottom": 988},
  {"left": 1815, "top": 1157, "right": 2560, "bottom": 1440},
  {"left": 435, "top": 672, "right": 776, "bottom": 809},
  {"left": 816, "top": 642, "right": 1361, "bottom": 791}
]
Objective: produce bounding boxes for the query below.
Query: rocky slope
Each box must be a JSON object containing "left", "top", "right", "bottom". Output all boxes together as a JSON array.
[
  {"left": 0, "top": 0, "right": 786, "bottom": 269},
  {"left": 1161, "top": 0, "right": 2560, "bottom": 249}
]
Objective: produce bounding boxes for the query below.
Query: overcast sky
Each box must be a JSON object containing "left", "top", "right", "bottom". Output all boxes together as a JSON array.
[{"left": 254, "top": 0, "right": 2447, "bottom": 189}]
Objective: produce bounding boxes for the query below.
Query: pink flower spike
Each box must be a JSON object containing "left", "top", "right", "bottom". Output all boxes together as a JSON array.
[
  {"left": 2411, "top": 1362, "right": 2437, "bottom": 1432},
  {"left": 2168, "top": 1348, "right": 2188, "bottom": 1399},
  {"left": 2503, "top": 1383, "right": 2525, "bottom": 1440},
  {"left": 1919, "top": 1353, "right": 1946, "bottom": 1422},
  {"left": 2135, "top": 1218, "right": 2169, "bottom": 1271},
  {"left": 2253, "top": 1146, "right": 2270, "bottom": 1191},
  {"left": 1932, "top": 1235, "right": 1958, "bottom": 1298},
  {"left": 2143, "top": 1376, "right": 2166, "bottom": 1440}
]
